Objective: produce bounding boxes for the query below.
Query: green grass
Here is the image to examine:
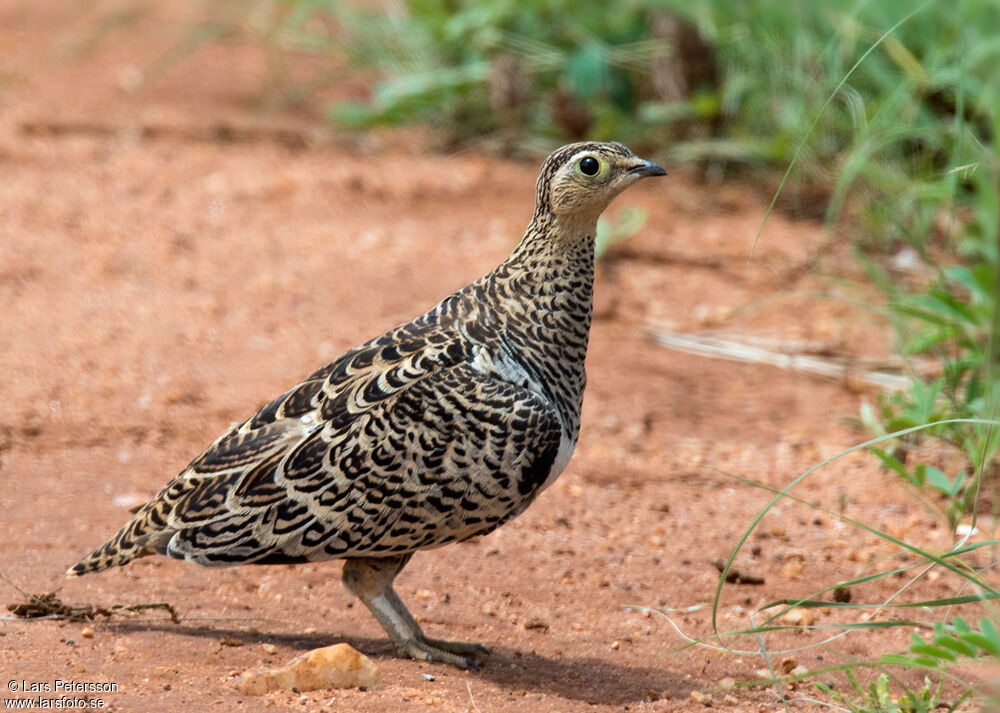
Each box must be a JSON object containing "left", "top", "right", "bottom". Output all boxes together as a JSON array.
[
  {"left": 265, "top": 1, "right": 998, "bottom": 239},
  {"left": 164, "top": 2, "right": 999, "bottom": 256},
  {"left": 638, "top": 421, "right": 1000, "bottom": 711},
  {"left": 815, "top": 673, "right": 944, "bottom": 713},
  {"left": 858, "top": 136, "right": 998, "bottom": 532}
]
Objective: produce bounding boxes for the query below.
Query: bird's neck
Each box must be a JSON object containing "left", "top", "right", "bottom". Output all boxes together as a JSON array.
[
  {"left": 478, "top": 211, "right": 597, "bottom": 435},
  {"left": 503, "top": 211, "right": 599, "bottom": 273},
  {"left": 494, "top": 211, "right": 597, "bottom": 316}
]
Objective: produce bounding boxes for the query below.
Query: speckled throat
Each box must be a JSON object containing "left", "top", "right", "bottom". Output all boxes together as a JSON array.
[{"left": 472, "top": 212, "right": 595, "bottom": 447}]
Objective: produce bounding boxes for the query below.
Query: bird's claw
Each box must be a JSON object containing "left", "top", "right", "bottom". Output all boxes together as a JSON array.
[
  {"left": 400, "top": 637, "right": 488, "bottom": 670},
  {"left": 421, "top": 636, "right": 489, "bottom": 657}
]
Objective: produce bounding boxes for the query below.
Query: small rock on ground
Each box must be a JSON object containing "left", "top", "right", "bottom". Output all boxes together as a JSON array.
[{"left": 235, "top": 643, "right": 379, "bottom": 695}]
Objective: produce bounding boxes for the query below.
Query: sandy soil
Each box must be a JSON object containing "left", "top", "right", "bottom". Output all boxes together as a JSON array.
[{"left": 0, "top": 2, "right": 991, "bottom": 712}]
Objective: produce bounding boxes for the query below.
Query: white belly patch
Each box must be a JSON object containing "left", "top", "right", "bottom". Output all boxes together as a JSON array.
[{"left": 540, "top": 430, "right": 575, "bottom": 492}]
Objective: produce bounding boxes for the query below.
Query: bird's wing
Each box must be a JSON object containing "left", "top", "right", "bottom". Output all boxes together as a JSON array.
[{"left": 70, "top": 326, "right": 562, "bottom": 573}]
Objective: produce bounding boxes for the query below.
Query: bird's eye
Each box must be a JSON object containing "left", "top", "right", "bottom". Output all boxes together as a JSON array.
[{"left": 579, "top": 156, "right": 600, "bottom": 176}]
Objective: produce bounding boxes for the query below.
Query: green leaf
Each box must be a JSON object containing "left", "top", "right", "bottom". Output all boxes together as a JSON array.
[
  {"left": 329, "top": 101, "right": 381, "bottom": 126},
  {"left": 595, "top": 207, "right": 647, "bottom": 258},
  {"left": 871, "top": 447, "right": 913, "bottom": 481},
  {"left": 933, "top": 634, "right": 977, "bottom": 659},
  {"left": 959, "top": 632, "right": 1000, "bottom": 657},
  {"left": 975, "top": 616, "right": 1000, "bottom": 655},
  {"left": 880, "top": 653, "right": 921, "bottom": 667},
  {"left": 875, "top": 673, "right": 890, "bottom": 707},
  {"left": 374, "top": 62, "right": 489, "bottom": 105},
  {"left": 567, "top": 44, "right": 609, "bottom": 99},
  {"left": 932, "top": 289, "right": 983, "bottom": 326},
  {"left": 893, "top": 301, "right": 956, "bottom": 328},
  {"left": 921, "top": 465, "right": 958, "bottom": 496},
  {"left": 952, "top": 617, "right": 971, "bottom": 634},
  {"left": 909, "top": 642, "right": 957, "bottom": 662},
  {"left": 944, "top": 265, "right": 988, "bottom": 302}
]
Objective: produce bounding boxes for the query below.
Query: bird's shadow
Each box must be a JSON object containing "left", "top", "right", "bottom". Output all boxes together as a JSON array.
[{"left": 106, "top": 621, "right": 691, "bottom": 705}]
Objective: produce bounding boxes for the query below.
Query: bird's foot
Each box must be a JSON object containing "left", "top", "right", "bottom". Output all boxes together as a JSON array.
[
  {"left": 421, "top": 636, "right": 489, "bottom": 657},
  {"left": 399, "top": 636, "right": 488, "bottom": 670}
]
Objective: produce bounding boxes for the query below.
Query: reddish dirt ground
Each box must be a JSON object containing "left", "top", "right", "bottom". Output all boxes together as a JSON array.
[{"left": 0, "top": 2, "right": 994, "bottom": 712}]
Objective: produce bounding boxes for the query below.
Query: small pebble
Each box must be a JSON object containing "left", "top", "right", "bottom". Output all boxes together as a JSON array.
[
  {"left": 781, "top": 560, "right": 804, "bottom": 579},
  {"left": 723, "top": 694, "right": 739, "bottom": 705},
  {"left": 610, "top": 640, "right": 620, "bottom": 650},
  {"left": 422, "top": 674, "right": 435, "bottom": 682},
  {"left": 261, "top": 643, "right": 277, "bottom": 655},
  {"left": 690, "top": 690, "right": 712, "bottom": 705},
  {"left": 80, "top": 627, "right": 94, "bottom": 639},
  {"left": 524, "top": 617, "right": 549, "bottom": 632},
  {"left": 781, "top": 608, "right": 814, "bottom": 627},
  {"left": 235, "top": 643, "right": 379, "bottom": 695}
]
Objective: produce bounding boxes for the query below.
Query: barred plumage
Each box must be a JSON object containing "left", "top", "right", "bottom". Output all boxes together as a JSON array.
[{"left": 69, "top": 141, "right": 666, "bottom": 668}]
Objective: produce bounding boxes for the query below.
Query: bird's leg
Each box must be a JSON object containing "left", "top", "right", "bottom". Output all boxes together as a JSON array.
[
  {"left": 383, "top": 587, "right": 488, "bottom": 657},
  {"left": 341, "top": 556, "right": 487, "bottom": 669}
]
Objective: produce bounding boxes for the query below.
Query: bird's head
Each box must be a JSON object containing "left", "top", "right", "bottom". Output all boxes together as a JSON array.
[{"left": 533, "top": 141, "right": 666, "bottom": 227}]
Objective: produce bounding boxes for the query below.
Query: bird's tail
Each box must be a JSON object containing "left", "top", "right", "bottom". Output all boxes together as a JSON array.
[{"left": 67, "top": 503, "right": 171, "bottom": 577}]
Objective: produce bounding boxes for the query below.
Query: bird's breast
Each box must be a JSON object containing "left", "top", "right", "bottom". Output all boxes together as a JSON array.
[{"left": 468, "top": 342, "right": 579, "bottom": 492}]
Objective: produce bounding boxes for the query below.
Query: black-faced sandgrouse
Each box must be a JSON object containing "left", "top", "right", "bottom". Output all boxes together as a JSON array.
[{"left": 69, "top": 141, "right": 666, "bottom": 668}]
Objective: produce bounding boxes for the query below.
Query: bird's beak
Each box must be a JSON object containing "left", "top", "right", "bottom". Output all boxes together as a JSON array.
[{"left": 628, "top": 159, "right": 668, "bottom": 178}]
